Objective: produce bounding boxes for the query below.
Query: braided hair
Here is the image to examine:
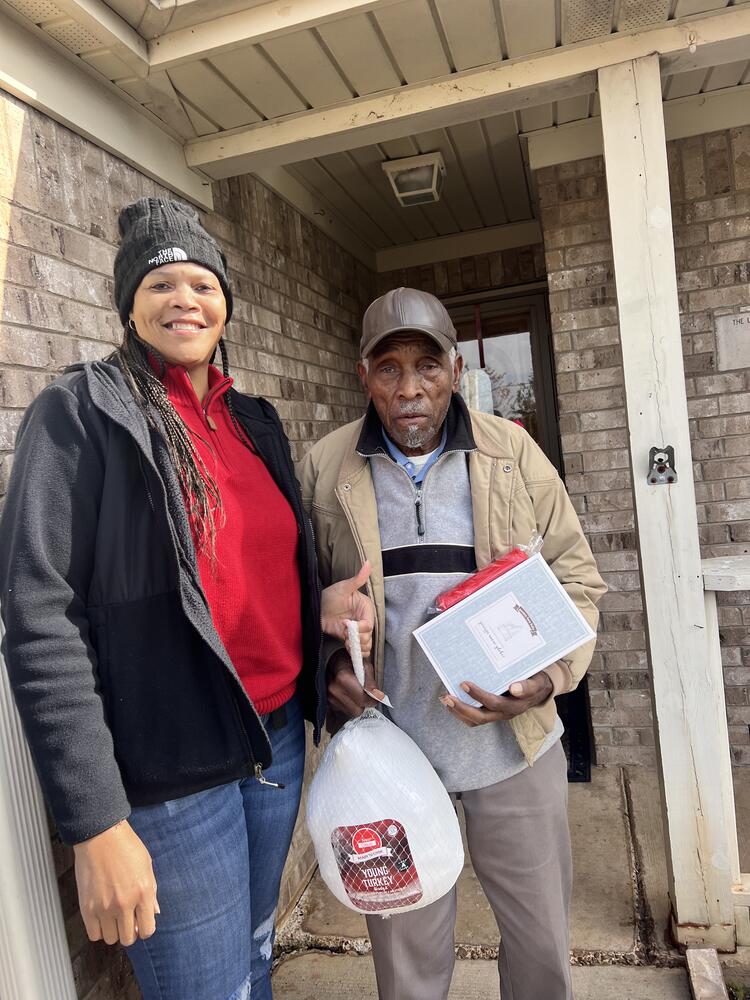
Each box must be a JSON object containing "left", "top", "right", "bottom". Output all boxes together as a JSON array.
[
  {"left": 117, "top": 322, "right": 225, "bottom": 557},
  {"left": 216, "top": 336, "right": 257, "bottom": 456}
]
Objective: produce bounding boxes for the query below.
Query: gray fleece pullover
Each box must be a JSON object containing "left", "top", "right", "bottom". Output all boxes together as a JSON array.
[{"left": 369, "top": 446, "right": 562, "bottom": 793}]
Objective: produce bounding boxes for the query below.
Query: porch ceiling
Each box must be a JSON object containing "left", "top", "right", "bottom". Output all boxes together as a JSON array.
[
  {"left": 286, "top": 113, "right": 539, "bottom": 251},
  {"left": 2, "top": 0, "right": 746, "bottom": 143},
  {"left": 1, "top": 0, "right": 748, "bottom": 266}
]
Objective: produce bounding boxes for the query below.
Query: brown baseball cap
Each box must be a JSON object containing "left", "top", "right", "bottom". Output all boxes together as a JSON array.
[{"left": 360, "top": 287, "right": 457, "bottom": 357}]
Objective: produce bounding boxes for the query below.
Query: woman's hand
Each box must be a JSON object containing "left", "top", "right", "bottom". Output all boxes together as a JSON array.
[
  {"left": 74, "top": 819, "right": 159, "bottom": 947},
  {"left": 320, "top": 562, "right": 375, "bottom": 658}
]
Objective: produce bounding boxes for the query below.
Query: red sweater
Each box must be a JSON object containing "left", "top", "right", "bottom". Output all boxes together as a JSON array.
[{"left": 164, "top": 365, "right": 302, "bottom": 714}]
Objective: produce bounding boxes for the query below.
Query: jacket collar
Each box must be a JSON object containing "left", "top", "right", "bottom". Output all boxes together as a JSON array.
[
  {"left": 78, "top": 357, "right": 155, "bottom": 456},
  {"left": 355, "top": 392, "right": 476, "bottom": 458}
]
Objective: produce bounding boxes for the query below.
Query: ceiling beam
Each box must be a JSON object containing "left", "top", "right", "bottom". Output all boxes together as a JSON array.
[
  {"left": 526, "top": 83, "right": 750, "bottom": 170},
  {"left": 374, "top": 221, "right": 542, "bottom": 273},
  {"left": 148, "top": 0, "right": 403, "bottom": 72},
  {"left": 184, "top": 5, "right": 750, "bottom": 178},
  {"left": 187, "top": 72, "right": 596, "bottom": 179},
  {"left": 51, "top": 0, "right": 149, "bottom": 77},
  {"left": 525, "top": 118, "right": 603, "bottom": 171}
]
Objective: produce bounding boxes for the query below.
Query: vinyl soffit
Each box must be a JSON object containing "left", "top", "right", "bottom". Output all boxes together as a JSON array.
[{"left": 3, "top": 0, "right": 64, "bottom": 20}]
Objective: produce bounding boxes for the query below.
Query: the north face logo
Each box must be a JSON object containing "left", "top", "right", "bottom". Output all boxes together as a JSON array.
[{"left": 147, "top": 247, "right": 188, "bottom": 266}]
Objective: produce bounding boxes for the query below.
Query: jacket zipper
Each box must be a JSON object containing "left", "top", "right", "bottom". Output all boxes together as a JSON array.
[
  {"left": 237, "top": 402, "right": 325, "bottom": 746},
  {"left": 415, "top": 446, "right": 475, "bottom": 537},
  {"left": 254, "top": 763, "right": 285, "bottom": 788},
  {"left": 383, "top": 458, "right": 427, "bottom": 541},
  {"left": 307, "top": 515, "right": 326, "bottom": 739},
  {"left": 201, "top": 379, "right": 228, "bottom": 432},
  {"left": 136, "top": 452, "right": 155, "bottom": 512},
  {"left": 379, "top": 446, "right": 475, "bottom": 542},
  {"left": 414, "top": 487, "right": 425, "bottom": 537}
]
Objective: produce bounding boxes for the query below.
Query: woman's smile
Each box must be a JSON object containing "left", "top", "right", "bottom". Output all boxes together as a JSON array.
[{"left": 161, "top": 320, "right": 207, "bottom": 335}]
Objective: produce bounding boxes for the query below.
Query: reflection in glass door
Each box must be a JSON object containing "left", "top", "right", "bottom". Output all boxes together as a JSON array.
[
  {"left": 460, "top": 323, "right": 538, "bottom": 437},
  {"left": 447, "top": 293, "right": 561, "bottom": 474}
]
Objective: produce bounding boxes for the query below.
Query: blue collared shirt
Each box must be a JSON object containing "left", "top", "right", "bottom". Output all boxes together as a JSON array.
[{"left": 382, "top": 425, "right": 448, "bottom": 484}]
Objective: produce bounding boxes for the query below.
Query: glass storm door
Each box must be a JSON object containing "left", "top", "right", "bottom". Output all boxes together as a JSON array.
[{"left": 447, "top": 293, "right": 562, "bottom": 473}]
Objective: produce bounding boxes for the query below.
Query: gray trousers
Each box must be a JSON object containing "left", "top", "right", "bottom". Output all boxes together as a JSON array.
[{"left": 366, "top": 740, "right": 573, "bottom": 1000}]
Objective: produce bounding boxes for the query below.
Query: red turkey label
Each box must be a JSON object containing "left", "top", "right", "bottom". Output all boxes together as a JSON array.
[{"left": 331, "top": 819, "right": 423, "bottom": 912}]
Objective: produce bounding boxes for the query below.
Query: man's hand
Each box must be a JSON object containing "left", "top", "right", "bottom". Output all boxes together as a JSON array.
[
  {"left": 327, "top": 647, "right": 384, "bottom": 719},
  {"left": 440, "top": 670, "right": 554, "bottom": 728},
  {"left": 74, "top": 820, "right": 159, "bottom": 947},
  {"left": 320, "top": 561, "right": 374, "bottom": 658}
]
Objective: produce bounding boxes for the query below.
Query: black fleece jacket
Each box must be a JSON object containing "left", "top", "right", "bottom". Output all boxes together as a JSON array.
[{"left": 0, "top": 360, "right": 323, "bottom": 844}]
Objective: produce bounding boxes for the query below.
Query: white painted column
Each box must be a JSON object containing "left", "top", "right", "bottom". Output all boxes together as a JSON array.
[
  {"left": 598, "top": 54, "right": 736, "bottom": 950},
  {"left": 0, "top": 646, "right": 77, "bottom": 999}
]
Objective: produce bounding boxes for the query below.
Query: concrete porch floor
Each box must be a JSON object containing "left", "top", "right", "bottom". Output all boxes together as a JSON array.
[{"left": 272, "top": 766, "right": 750, "bottom": 998}]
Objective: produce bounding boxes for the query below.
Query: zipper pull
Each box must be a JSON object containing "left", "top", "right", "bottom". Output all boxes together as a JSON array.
[
  {"left": 415, "top": 488, "right": 425, "bottom": 538},
  {"left": 204, "top": 411, "right": 217, "bottom": 431},
  {"left": 254, "top": 763, "right": 285, "bottom": 789}
]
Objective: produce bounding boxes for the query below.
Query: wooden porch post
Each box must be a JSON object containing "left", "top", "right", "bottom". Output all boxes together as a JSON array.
[
  {"left": 0, "top": 646, "right": 77, "bottom": 998},
  {"left": 598, "top": 53, "right": 737, "bottom": 950}
]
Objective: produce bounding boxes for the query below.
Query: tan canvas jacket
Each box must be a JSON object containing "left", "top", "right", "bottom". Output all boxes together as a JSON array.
[{"left": 298, "top": 404, "right": 607, "bottom": 765}]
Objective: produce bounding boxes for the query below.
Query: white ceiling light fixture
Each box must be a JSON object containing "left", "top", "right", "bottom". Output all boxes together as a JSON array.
[{"left": 382, "top": 152, "right": 446, "bottom": 207}]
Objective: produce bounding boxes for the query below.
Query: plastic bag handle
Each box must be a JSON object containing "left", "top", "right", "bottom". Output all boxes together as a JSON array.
[{"left": 346, "top": 619, "right": 366, "bottom": 688}]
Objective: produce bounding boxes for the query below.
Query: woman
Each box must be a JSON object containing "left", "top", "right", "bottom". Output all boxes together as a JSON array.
[{"left": 0, "top": 198, "right": 372, "bottom": 1000}]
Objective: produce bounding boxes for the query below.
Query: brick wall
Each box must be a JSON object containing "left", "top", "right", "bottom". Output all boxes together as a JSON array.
[
  {"left": 377, "top": 131, "right": 750, "bottom": 768},
  {"left": 0, "top": 90, "right": 373, "bottom": 998},
  {"left": 377, "top": 241, "right": 547, "bottom": 298},
  {"left": 536, "top": 127, "right": 750, "bottom": 767}
]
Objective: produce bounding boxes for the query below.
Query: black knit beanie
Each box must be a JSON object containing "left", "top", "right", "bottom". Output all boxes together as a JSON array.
[{"left": 113, "top": 197, "right": 233, "bottom": 326}]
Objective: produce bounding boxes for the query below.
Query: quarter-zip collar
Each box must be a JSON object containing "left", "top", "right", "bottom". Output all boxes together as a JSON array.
[
  {"left": 356, "top": 392, "right": 477, "bottom": 459},
  {"left": 159, "top": 362, "right": 233, "bottom": 427}
]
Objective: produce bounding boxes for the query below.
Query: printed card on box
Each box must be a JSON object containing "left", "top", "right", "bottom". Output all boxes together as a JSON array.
[{"left": 413, "top": 553, "right": 595, "bottom": 706}]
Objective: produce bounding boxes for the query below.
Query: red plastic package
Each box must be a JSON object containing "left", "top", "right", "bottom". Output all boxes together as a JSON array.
[{"left": 434, "top": 532, "right": 544, "bottom": 613}]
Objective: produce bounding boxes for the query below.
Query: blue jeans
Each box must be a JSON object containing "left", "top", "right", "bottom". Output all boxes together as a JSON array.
[{"left": 126, "top": 695, "right": 305, "bottom": 1000}]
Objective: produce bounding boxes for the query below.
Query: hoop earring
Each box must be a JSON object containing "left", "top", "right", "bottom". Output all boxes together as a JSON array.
[{"left": 128, "top": 319, "right": 137, "bottom": 333}]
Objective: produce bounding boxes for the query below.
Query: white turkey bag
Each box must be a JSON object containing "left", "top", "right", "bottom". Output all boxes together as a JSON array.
[{"left": 306, "top": 705, "right": 464, "bottom": 915}]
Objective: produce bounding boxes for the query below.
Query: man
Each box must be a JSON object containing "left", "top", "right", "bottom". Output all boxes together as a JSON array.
[{"left": 299, "top": 288, "right": 606, "bottom": 1000}]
